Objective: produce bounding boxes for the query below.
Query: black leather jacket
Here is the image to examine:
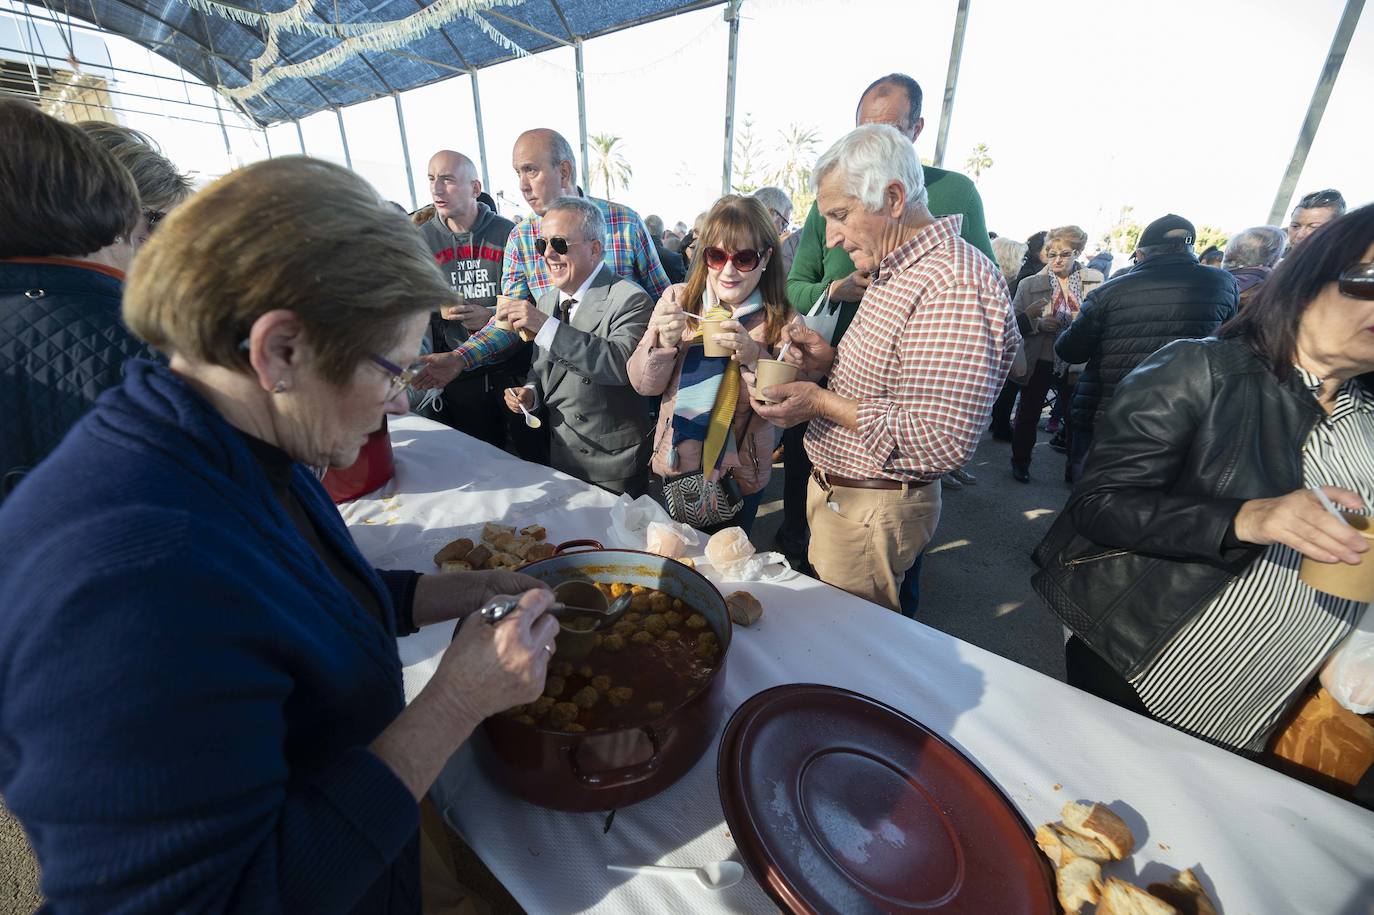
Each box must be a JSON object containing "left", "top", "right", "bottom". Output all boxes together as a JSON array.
[
  {"left": 1055, "top": 252, "right": 1237, "bottom": 428},
  {"left": 1032, "top": 337, "right": 1371, "bottom": 678},
  {"left": 1, "top": 259, "right": 151, "bottom": 498}
]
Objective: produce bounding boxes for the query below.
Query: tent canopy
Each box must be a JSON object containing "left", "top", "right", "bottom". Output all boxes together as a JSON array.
[{"left": 37, "top": 0, "right": 721, "bottom": 126}]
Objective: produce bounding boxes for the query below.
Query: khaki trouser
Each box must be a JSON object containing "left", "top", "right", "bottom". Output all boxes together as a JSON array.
[{"left": 806, "top": 474, "right": 942, "bottom": 612}]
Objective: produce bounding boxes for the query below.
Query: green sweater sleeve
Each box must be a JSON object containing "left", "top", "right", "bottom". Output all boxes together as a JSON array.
[
  {"left": 958, "top": 185, "right": 994, "bottom": 260},
  {"left": 786, "top": 202, "right": 838, "bottom": 315}
]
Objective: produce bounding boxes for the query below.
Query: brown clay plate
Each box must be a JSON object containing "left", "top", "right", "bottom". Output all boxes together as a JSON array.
[{"left": 717, "top": 684, "right": 1056, "bottom": 914}]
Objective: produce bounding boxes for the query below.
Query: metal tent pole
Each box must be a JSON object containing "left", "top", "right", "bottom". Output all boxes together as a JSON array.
[
  {"left": 262, "top": 127, "right": 273, "bottom": 158},
  {"left": 1267, "top": 0, "right": 1364, "bottom": 224},
  {"left": 335, "top": 108, "right": 353, "bottom": 170},
  {"left": 211, "top": 91, "right": 233, "bottom": 160},
  {"left": 932, "top": 0, "right": 970, "bottom": 168},
  {"left": 394, "top": 92, "right": 418, "bottom": 210},
  {"left": 469, "top": 68, "right": 491, "bottom": 190},
  {"left": 575, "top": 39, "right": 589, "bottom": 192},
  {"left": 720, "top": 0, "right": 742, "bottom": 195},
  {"left": 295, "top": 119, "right": 307, "bottom": 154}
]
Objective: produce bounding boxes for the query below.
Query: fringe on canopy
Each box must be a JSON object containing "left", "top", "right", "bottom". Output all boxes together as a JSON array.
[{"left": 180, "top": 0, "right": 530, "bottom": 102}]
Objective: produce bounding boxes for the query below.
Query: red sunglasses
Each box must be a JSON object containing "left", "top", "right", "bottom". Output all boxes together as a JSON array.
[{"left": 702, "top": 246, "right": 769, "bottom": 273}]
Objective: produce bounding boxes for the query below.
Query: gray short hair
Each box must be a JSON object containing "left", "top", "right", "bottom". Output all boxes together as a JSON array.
[
  {"left": 1223, "top": 225, "right": 1287, "bottom": 269},
  {"left": 645, "top": 214, "right": 665, "bottom": 237},
  {"left": 991, "top": 236, "right": 1028, "bottom": 282},
  {"left": 546, "top": 195, "right": 605, "bottom": 244},
  {"left": 547, "top": 131, "right": 577, "bottom": 175},
  {"left": 77, "top": 121, "right": 193, "bottom": 212},
  {"left": 812, "top": 124, "right": 927, "bottom": 211},
  {"left": 751, "top": 186, "right": 792, "bottom": 222}
]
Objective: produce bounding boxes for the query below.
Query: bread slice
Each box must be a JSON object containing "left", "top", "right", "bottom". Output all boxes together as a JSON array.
[
  {"left": 439, "top": 559, "right": 473, "bottom": 573},
  {"left": 1097, "top": 878, "right": 1178, "bottom": 915},
  {"left": 1147, "top": 868, "right": 1218, "bottom": 915},
  {"left": 519, "top": 524, "right": 547, "bottom": 541},
  {"left": 1053, "top": 855, "right": 1102, "bottom": 915},
  {"left": 1061, "top": 801, "right": 1135, "bottom": 860},
  {"left": 1035, "top": 822, "right": 1112, "bottom": 867},
  {"left": 433, "top": 537, "right": 474, "bottom": 565}
]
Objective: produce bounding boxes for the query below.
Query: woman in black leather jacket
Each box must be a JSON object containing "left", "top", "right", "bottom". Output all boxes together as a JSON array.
[{"left": 1034, "top": 205, "right": 1374, "bottom": 757}]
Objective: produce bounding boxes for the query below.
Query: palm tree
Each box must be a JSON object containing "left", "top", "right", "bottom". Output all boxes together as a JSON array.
[
  {"left": 589, "top": 133, "right": 632, "bottom": 199},
  {"left": 770, "top": 123, "right": 821, "bottom": 217},
  {"left": 965, "top": 143, "right": 993, "bottom": 184}
]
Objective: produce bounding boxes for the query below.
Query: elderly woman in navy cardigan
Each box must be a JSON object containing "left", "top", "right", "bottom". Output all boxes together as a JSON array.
[{"left": 0, "top": 157, "right": 559, "bottom": 913}]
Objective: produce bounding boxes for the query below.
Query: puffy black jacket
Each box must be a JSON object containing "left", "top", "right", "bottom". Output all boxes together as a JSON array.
[
  {"left": 1031, "top": 337, "right": 1372, "bottom": 678},
  {"left": 1, "top": 259, "right": 151, "bottom": 498},
  {"left": 1054, "top": 252, "right": 1237, "bottom": 428}
]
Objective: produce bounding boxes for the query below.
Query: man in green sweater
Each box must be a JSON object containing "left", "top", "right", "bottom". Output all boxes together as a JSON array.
[{"left": 777, "top": 73, "right": 993, "bottom": 610}]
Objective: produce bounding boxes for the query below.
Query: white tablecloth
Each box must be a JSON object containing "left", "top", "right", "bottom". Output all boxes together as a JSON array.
[{"left": 345, "top": 416, "right": 1374, "bottom": 915}]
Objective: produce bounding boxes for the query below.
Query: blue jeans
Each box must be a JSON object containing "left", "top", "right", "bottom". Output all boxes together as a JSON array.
[
  {"left": 736, "top": 489, "right": 765, "bottom": 534},
  {"left": 898, "top": 552, "right": 925, "bottom": 619},
  {"left": 1068, "top": 421, "right": 1094, "bottom": 482}
]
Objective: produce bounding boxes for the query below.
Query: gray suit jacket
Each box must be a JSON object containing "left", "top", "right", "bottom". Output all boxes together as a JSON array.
[{"left": 530, "top": 267, "right": 654, "bottom": 486}]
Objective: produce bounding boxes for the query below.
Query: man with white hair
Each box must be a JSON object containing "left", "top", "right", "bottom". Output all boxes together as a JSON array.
[
  {"left": 751, "top": 186, "right": 799, "bottom": 273},
  {"left": 755, "top": 125, "right": 1019, "bottom": 612},
  {"left": 1222, "top": 225, "right": 1286, "bottom": 308}
]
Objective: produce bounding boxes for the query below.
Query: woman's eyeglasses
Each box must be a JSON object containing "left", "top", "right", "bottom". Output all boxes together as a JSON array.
[
  {"left": 535, "top": 236, "right": 586, "bottom": 256},
  {"left": 1045, "top": 251, "right": 1077, "bottom": 261},
  {"left": 369, "top": 353, "right": 423, "bottom": 399},
  {"left": 702, "top": 246, "right": 769, "bottom": 273},
  {"left": 1339, "top": 263, "right": 1374, "bottom": 300}
]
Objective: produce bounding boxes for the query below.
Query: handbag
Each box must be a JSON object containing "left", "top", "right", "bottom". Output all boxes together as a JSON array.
[{"left": 660, "top": 470, "right": 743, "bottom": 529}]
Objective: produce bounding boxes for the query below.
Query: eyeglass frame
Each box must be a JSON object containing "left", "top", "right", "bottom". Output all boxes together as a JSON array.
[
  {"left": 1044, "top": 250, "right": 1079, "bottom": 261},
  {"left": 368, "top": 353, "right": 424, "bottom": 400},
  {"left": 535, "top": 235, "right": 588, "bottom": 257},
  {"left": 702, "top": 245, "right": 771, "bottom": 273},
  {"left": 1339, "top": 262, "right": 1374, "bottom": 300}
]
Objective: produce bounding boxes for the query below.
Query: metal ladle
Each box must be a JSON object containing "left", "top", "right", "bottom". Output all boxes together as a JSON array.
[{"left": 549, "top": 592, "right": 633, "bottom": 631}]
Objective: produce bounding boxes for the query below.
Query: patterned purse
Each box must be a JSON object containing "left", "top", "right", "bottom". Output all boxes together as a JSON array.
[{"left": 660, "top": 471, "right": 743, "bottom": 529}]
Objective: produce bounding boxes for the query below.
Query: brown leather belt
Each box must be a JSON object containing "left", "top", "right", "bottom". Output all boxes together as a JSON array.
[{"left": 812, "top": 469, "right": 932, "bottom": 491}]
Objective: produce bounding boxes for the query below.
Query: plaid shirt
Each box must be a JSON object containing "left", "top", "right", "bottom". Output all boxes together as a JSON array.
[
  {"left": 453, "top": 195, "right": 670, "bottom": 370},
  {"left": 804, "top": 215, "right": 1019, "bottom": 481}
]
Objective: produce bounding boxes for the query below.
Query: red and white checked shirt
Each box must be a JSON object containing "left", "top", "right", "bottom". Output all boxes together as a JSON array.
[{"left": 804, "top": 215, "right": 1019, "bottom": 481}]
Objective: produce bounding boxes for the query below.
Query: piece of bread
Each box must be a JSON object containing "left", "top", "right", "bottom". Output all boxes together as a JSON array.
[
  {"left": 1035, "top": 822, "right": 1112, "bottom": 867},
  {"left": 1053, "top": 856, "right": 1102, "bottom": 915},
  {"left": 1147, "top": 868, "right": 1218, "bottom": 915},
  {"left": 1061, "top": 801, "right": 1134, "bottom": 860},
  {"left": 433, "top": 537, "right": 474, "bottom": 565},
  {"left": 486, "top": 551, "right": 523, "bottom": 570},
  {"left": 439, "top": 560, "right": 473, "bottom": 572},
  {"left": 726, "top": 591, "right": 763, "bottom": 626},
  {"left": 519, "top": 524, "right": 546, "bottom": 541},
  {"left": 1097, "top": 878, "right": 1178, "bottom": 915},
  {"left": 465, "top": 544, "right": 492, "bottom": 569},
  {"left": 486, "top": 531, "right": 517, "bottom": 551},
  {"left": 523, "top": 541, "right": 556, "bottom": 561},
  {"left": 482, "top": 522, "right": 516, "bottom": 543}
]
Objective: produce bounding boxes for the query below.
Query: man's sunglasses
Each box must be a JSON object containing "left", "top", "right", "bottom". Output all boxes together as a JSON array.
[
  {"left": 535, "top": 236, "right": 586, "bottom": 256},
  {"left": 1339, "top": 263, "right": 1374, "bottom": 300},
  {"left": 702, "top": 246, "right": 769, "bottom": 273}
]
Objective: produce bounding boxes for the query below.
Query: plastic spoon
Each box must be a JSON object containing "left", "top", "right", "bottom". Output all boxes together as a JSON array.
[
  {"left": 1311, "top": 485, "right": 1351, "bottom": 525},
  {"left": 606, "top": 860, "right": 744, "bottom": 891},
  {"left": 518, "top": 402, "right": 542, "bottom": 429}
]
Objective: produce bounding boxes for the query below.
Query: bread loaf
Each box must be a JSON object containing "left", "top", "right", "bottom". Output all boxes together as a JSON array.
[
  {"left": 1147, "top": 868, "right": 1218, "bottom": 915},
  {"left": 1061, "top": 801, "right": 1134, "bottom": 860},
  {"left": 1097, "top": 878, "right": 1178, "bottom": 915}
]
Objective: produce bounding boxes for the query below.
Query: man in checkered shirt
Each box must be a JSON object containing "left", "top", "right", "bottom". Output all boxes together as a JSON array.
[
  {"left": 417, "top": 128, "right": 670, "bottom": 378},
  {"left": 755, "top": 125, "right": 1019, "bottom": 612}
]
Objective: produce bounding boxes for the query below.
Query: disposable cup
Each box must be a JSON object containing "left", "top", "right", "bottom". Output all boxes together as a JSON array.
[
  {"left": 1299, "top": 513, "right": 1374, "bottom": 601},
  {"left": 700, "top": 318, "right": 730, "bottom": 357},
  {"left": 755, "top": 358, "right": 799, "bottom": 403}
]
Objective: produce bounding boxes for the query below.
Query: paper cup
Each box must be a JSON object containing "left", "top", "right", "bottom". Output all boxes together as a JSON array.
[
  {"left": 700, "top": 319, "right": 730, "bottom": 357},
  {"left": 1299, "top": 513, "right": 1374, "bottom": 601},
  {"left": 755, "top": 358, "right": 799, "bottom": 403}
]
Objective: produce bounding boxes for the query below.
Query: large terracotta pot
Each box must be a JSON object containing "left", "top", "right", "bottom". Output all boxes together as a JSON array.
[{"left": 475, "top": 542, "right": 732, "bottom": 811}]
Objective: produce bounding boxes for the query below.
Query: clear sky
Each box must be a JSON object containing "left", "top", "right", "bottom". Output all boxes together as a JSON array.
[{"left": 8, "top": 0, "right": 1372, "bottom": 246}]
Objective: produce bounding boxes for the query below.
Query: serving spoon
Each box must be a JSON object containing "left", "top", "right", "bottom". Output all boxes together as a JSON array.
[
  {"left": 606, "top": 860, "right": 745, "bottom": 890},
  {"left": 548, "top": 592, "right": 634, "bottom": 631}
]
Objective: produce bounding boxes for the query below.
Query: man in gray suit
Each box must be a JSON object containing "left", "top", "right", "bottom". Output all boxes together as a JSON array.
[{"left": 498, "top": 197, "right": 653, "bottom": 496}]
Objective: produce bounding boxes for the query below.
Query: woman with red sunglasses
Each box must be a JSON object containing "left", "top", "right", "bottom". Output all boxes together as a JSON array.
[
  {"left": 629, "top": 195, "right": 797, "bottom": 535},
  {"left": 1034, "top": 205, "right": 1374, "bottom": 801}
]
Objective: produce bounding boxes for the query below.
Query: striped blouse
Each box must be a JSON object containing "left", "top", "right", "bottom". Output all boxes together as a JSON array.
[{"left": 1132, "top": 367, "right": 1374, "bottom": 751}]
